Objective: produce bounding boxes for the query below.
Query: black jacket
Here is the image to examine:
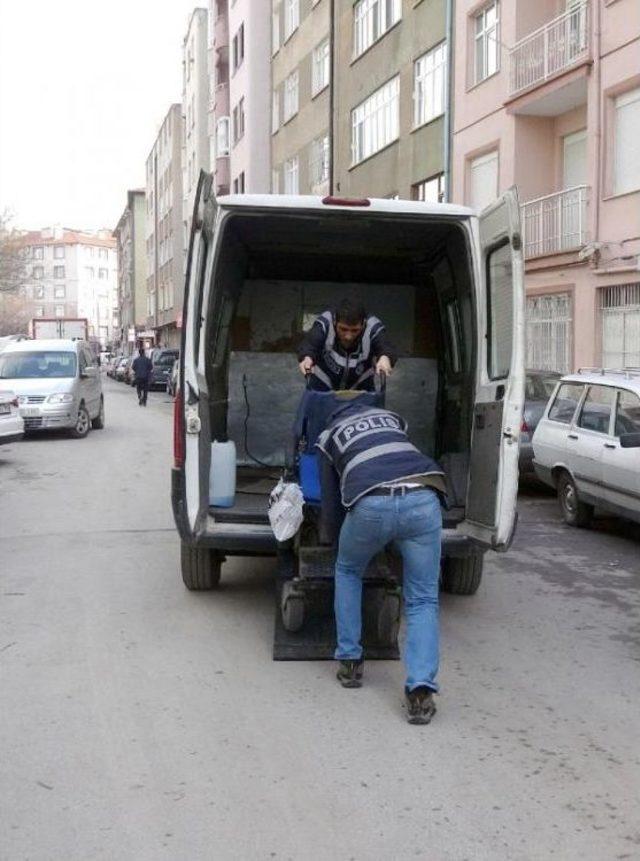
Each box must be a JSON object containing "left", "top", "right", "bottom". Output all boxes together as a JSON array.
[{"left": 132, "top": 355, "right": 153, "bottom": 381}]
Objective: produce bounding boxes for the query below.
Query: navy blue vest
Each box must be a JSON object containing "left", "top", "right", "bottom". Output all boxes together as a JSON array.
[{"left": 316, "top": 403, "right": 445, "bottom": 508}]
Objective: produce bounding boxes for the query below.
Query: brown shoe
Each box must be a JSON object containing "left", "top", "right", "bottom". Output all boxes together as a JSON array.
[
  {"left": 405, "top": 686, "right": 436, "bottom": 724},
  {"left": 336, "top": 660, "right": 364, "bottom": 688}
]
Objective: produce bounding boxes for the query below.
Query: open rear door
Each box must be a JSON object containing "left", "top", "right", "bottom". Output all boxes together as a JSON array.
[{"left": 461, "top": 188, "right": 525, "bottom": 551}]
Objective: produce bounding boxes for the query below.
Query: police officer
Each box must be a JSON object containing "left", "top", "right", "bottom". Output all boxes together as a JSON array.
[
  {"left": 316, "top": 398, "right": 447, "bottom": 725},
  {"left": 298, "top": 298, "right": 396, "bottom": 391}
]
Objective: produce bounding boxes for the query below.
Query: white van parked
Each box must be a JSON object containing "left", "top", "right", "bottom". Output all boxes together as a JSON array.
[{"left": 171, "top": 178, "right": 525, "bottom": 597}]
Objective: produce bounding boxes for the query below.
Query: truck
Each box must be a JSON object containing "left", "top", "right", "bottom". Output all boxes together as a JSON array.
[{"left": 31, "top": 317, "right": 89, "bottom": 342}]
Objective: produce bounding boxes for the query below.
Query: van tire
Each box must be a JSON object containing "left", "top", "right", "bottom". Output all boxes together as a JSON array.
[
  {"left": 69, "top": 404, "right": 91, "bottom": 439},
  {"left": 441, "top": 554, "right": 483, "bottom": 595},
  {"left": 557, "top": 472, "right": 593, "bottom": 528},
  {"left": 180, "top": 543, "right": 222, "bottom": 590},
  {"left": 92, "top": 397, "right": 105, "bottom": 429}
]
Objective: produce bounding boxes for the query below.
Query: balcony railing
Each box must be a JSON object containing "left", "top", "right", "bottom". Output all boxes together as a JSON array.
[
  {"left": 509, "top": 1, "right": 589, "bottom": 97},
  {"left": 521, "top": 185, "right": 589, "bottom": 258}
]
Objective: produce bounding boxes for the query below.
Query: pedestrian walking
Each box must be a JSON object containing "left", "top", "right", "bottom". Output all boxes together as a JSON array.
[
  {"left": 316, "top": 398, "right": 447, "bottom": 724},
  {"left": 132, "top": 347, "right": 153, "bottom": 406}
]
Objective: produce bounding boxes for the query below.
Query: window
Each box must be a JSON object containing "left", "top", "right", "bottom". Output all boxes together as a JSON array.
[
  {"left": 578, "top": 385, "right": 615, "bottom": 434},
  {"left": 34, "top": 284, "right": 45, "bottom": 299},
  {"left": 32, "top": 245, "right": 44, "bottom": 259},
  {"left": 53, "top": 265, "right": 65, "bottom": 279},
  {"left": 412, "top": 173, "right": 445, "bottom": 203},
  {"left": 474, "top": 2, "right": 500, "bottom": 84},
  {"left": 272, "top": 89, "right": 280, "bottom": 134},
  {"left": 351, "top": 76, "right": 399, "bottom": 165},
  {"left": 53, "top": 245, "right": 65, "bottom": 259},
  {"left": 284, "top": 156, "right": 299, "bottom": 194},
  {"left": 600, "top": 283, "right": 640, "bottom": 367},
  {"left": 85, "top": 267, "right": 94, "bottom": 279},
  {"left": 548, "top": 383, "right": 584, "bottom": 424},
  {"left": 216, "top": 116, "right": 230, "bottom": 156},
  {"left": 55, "top": 305, "right": 65, "bottom": 318},
  {"left": 272, "top": 9, "right": 280, "bottom": 55},
  {"left": 232, "top": 23, "right": 245, "bottom": 72},
  {"left": 54, "top": 285, "right": 66, "bottom": 299},
  {"left": 233, "top": 172, "right": 246, "bottom": 194},
  {"left": 272, "top": 168, "right": 280, "bottom": 194},
  {"left": 469, "top": 150, "right": 498, "bottom": 210},
  {"left": 283, "top": 70, "right": 299, "bottom": 122},
  {"left": 487, "top": 241, "right": 513, "bottom": 379},
  {"left": 309, "top": 135, "right": 330, "bottom": 188},
  {"left": 284, "top": 0, "right": 299, "bottom": 41},
  {"left": 354, "top": 0, "right": 401, "bottom": 58},
  {"left": 615, "top": 390, "right": 640, "bottom": 436},
  {"left": 414, "top": 42, "right": 447, "bottom": 128},
  {"left": 98, "top": 268, "right": 108, "bottom": 279},
  {"left": 526, "top": 293, "right": 572, "bottom": 373},
  {"left": 32, "top": 265, "right": 44, "bottom": 280},
  {"left": 232, "top": 98, "right": 245, "bottom": 144},
  {"left": 312, "top": 39, "right": 330, "bottom": 96},
  {"left": 614, "top": 88, "right": 640, "bottom": 195}
]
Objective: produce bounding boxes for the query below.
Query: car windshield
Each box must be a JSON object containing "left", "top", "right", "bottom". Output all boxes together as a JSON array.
[
  {"left": 0, "top": 351, "right": 77, "bottom": 379},
  {"left": 526, "top": 374, "right": 560, "bottom": 400},
  {"left": 155, "top": 353, "right": 178, "bottom": 366}
]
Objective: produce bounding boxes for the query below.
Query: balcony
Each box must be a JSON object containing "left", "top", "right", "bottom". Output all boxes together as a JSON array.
[
  {"left": 522, "top": 185, "right": 589, "bottom": 258},
  {"left": 509, "top": 2, "right": 589, "bottom": 98}
]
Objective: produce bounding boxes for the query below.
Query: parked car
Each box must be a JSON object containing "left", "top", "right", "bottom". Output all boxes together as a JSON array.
[
  {"left": 172, "top": 185, "right": 525, "bottom": 596},
  {"left": 106, "top": 355, "right": 121, "bottom": 377},
  {"left": 0, "top": 389, "right": 24, "bottom": 445},
  {"left": 150, "top": 349, "right": 179, "bottom": 390},
  {"left": 519, "top": 370, "right": 562, "bottom": 474},
  {"left": 114, "top": 357, "right": 129, "bottom": 381},
  {"left": 124, "top": 356, "right": 137, "bottom": 386},
  {"left": 0, "top": 339, "right": 104, "bottom": 438},
  {"left": 167, "top": 358, "right": 179, "bottom": 397},
  {"left": 533, "top": 369, "right": 640, "bottom": 527}
]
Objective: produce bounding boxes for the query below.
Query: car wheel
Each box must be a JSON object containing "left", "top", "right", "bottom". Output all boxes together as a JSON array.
[
  {"left": 180, "top": 543, "right": 223, "bottom": 590},
  {"left": 69, "top": 403, "right": 91, "bottom": 439},
  {"left": 441, "top": 555, "right": 484, "bottom": 595},
  {"left": 92, "top": 397, "right": 105, "bottom": 429},
  {"left": 557, "top": 472, "right": 593, "bottom": 528}
]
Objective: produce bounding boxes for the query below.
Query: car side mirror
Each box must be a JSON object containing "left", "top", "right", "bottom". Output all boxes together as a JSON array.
[{"left": 619, "top": 432, "right": 640, "bottom": 448}]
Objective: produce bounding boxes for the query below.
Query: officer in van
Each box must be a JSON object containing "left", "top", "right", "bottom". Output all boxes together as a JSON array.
[{"left": 298, "top": 298, "right": 396, "bottom": 391}]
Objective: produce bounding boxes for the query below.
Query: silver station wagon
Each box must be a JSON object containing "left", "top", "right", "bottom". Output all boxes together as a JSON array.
[{"left": 533, "top": 369, "right": 640, "bottom": 526}]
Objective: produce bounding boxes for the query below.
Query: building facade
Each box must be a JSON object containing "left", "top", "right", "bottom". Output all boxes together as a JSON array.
[
  {"left": 183, "top": 8, "right": 210, "bottom": 254},
  {"left": 113, "top": 190, "right": 147, "bottom": 355},
  {"left": 20, "top": 227, "right": 118, "bottom": 346},
  {"left": 451, "top": 0, "right": 640, "bottom": 371},
  {"left": 145, "top": 104, "right": 184, "bottom": 349}
]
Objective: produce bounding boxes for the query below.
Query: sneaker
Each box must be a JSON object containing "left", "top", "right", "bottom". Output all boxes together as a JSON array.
[
  {"left": 405, "top": 686, "right": 436, "bottom": 725},
  {"left": 336, "top": 660, "right": 364, "bottom": 689}
]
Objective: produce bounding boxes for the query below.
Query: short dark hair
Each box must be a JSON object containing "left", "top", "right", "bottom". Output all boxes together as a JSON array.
[{"left": 334, "top": 298, "right": 366, "bottom": 326}]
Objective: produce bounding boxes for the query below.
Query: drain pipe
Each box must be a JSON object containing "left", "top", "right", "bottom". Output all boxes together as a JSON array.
[
  {"left": 593, "top": 0, "right": 602, "bottom": 261},
  {"left": 443, "top": 0, "right": 454, "bottom": 202},
  {"left": 329, "top": 0, "right": 336, "bottom": 195}
]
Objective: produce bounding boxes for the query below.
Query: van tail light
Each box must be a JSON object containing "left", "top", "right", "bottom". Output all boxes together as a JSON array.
[
  {"left": 174, "top": 388, "right": 185, "bottom": 468},
  {"left": 520, "top": 419, "right": 530, "bottom": 434},
  {"left": 322, "top": 196, "right": 371, "bottom": 207}
]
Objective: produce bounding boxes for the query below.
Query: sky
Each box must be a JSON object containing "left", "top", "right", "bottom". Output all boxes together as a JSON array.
[{"left": 0, "top": 0, "right": 202, "bottom": 232}]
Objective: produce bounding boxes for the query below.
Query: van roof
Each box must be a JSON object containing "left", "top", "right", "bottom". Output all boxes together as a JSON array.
[
  {"left": 3, "top": 339, "right": 81, "bottom": 353},
  {"left": 218, "top": 194, "right": 475, "bottom": 219}
]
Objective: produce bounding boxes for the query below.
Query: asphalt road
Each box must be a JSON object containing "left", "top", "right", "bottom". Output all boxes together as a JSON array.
[{"left": 1, "top": 377, "right": 639, "bottom": 861}]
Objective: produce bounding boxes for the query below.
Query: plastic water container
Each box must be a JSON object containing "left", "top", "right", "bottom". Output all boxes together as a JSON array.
[{"left": 209, "top": 440, "right": 236, "bottom": 507}]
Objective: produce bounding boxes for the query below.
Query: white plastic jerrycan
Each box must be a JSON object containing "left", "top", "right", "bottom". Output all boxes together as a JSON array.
[{"left": 209, "top": 440, "right": 237, "bottom": 507}]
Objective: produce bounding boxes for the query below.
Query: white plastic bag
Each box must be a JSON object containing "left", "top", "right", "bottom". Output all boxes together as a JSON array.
[{"left": 268, "top": 479, "right": 305, "bottom": 542}]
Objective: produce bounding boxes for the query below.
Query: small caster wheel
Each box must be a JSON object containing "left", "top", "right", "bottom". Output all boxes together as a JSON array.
[{"left": 281, "top": 581, "right": 305, "bottom": 632}]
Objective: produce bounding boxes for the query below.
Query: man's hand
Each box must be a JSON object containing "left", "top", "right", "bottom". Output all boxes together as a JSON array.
[
  {"left": 299, "top": 356, "right": 314, "bottom": 375},
  {"left": 376, "top": 355, "right": 392, "bottom": 377}
]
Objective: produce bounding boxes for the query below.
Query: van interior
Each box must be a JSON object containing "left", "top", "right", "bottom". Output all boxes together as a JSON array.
[{"left": 200, "top": 209, "right": 477, "bottom": 529}]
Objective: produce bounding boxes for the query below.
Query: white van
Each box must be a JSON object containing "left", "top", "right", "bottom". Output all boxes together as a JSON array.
[{"left": 171, "top": 177, "right": 525, "bottom": 597}]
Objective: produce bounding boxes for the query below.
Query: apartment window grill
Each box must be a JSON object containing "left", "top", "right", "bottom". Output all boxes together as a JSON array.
[
  {"left": 474, "top": 2, "right": 500, "bottom": 84},
  {"left": 351, "top": 76, "right": 399, "bottom": 165},
  {"left": 414, "top": 41, "right": 447, "bottom": 128},
  {"left": 354, "top": 0, "right": 401, "bottom": 58},
  {"left": 600, "top": 283, "right": 640, "bottom": 368},
  {"left": 284, "top": 156, "right": 299, "bottom": 194},
  {"left": 526, "top": 293, "right": 572, "bottom": 373},
  {"left": 283, "top": 70, "right": 299, "bottom": 122},
  {"left": 312, "top": 39, "right": 330, "bottom": 96},
  {"left": 309, "top": 135, "right": 330, "bottom": 188}
]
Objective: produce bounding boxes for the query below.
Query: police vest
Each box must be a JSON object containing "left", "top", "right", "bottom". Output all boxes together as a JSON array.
[
  {"left": 316, "top": 404, "right": 445, "bottom": 508},
  {"left": 312, "top": 311, "right": 385, "bottom": 391}
]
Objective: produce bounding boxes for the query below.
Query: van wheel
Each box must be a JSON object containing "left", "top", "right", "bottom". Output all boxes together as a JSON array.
[
  {"left": 92, "top": 397, "right": 105, "bottom": 429},
  {"left": 180, "top": 543, "right": 222, "bottom": 590},
  {"left": 557, "top": 472, "right": 593, "bottom": 528},
  {"left": 69, "top": 404, "right": 91, "bottom": 439},
  {"left": 441, "top": 555, "right": 483, "bottom": 595}
]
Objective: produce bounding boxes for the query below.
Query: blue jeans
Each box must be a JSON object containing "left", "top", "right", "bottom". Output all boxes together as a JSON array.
[{"left": 334, "top": 489, "right": 442, "bottom": 692}]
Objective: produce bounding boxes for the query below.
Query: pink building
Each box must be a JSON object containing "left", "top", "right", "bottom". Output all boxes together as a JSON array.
[{"left": 452, "top": 0, "right": 640, "bottom": 372}]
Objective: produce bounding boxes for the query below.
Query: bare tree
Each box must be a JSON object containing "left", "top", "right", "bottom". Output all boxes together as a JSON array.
[
  {"left": 0, "top": 210, "right": 28, "bottom": 295},
  {"left": 0, "top": 292, "right": 34, "bottom": 336}
]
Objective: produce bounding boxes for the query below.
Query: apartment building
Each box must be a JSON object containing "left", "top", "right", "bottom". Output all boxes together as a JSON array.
[
  {"left": 271, "top": 0, "right": 331, "bottom": 195},
  {"left": 145, "top": 104, "right": 184, "bottom": 349},
  {"left": 113, "top": 190, "right": 147, "bottom": 355},
  {"left": 451, "top": 0, "right": 640, "bottom": 371},
  {"left": 333, "top": 0, "right": 450, "bottom": 201},
  {"left": 20, "top": 227, "right": 118, "bottom": 346},
  {"left": 182, "top": 8, "right": 210, "bottom": 252}
]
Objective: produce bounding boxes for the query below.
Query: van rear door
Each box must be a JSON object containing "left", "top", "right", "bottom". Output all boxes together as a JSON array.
[{"left": 461, "top": 188, "right": 525, "bottom": 551}]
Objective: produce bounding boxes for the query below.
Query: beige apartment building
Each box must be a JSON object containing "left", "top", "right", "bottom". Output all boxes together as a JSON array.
[
  {"left": 145, "top": 104, "right": 184, "bottom": 349},
  {"left": 451, "top": 0, "right": 640, "bottom": 372},
  {"left": 113, "top": 190, "right": 147, "bottom": 355}
]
